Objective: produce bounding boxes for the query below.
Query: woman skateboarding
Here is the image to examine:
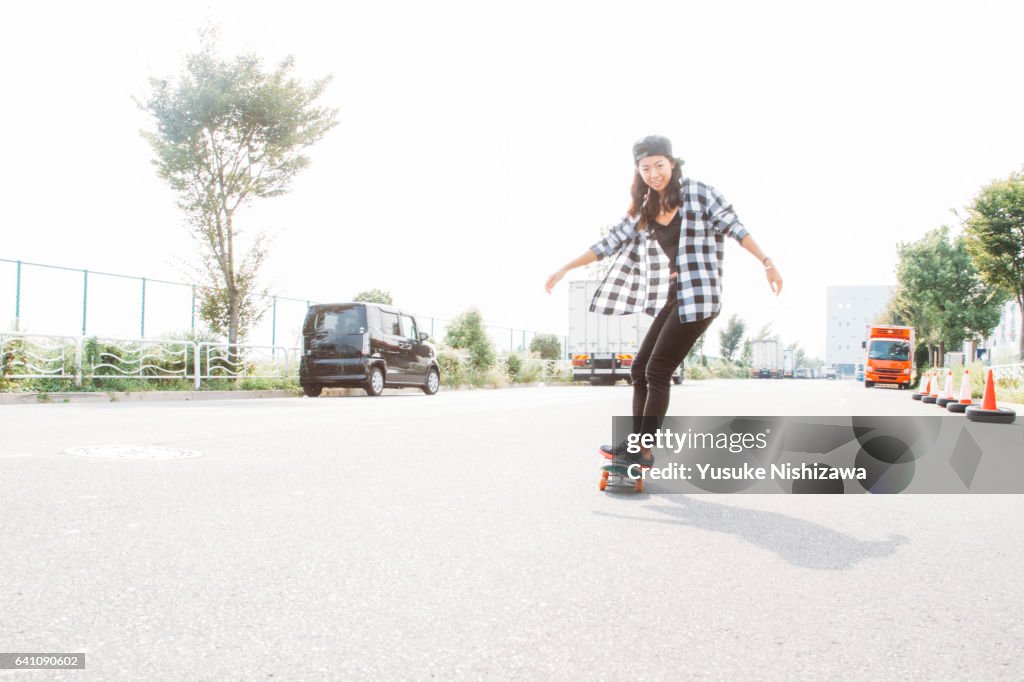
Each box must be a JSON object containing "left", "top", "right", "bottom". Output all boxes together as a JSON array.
[{"left": 545, "top": 134, "right": 783, "bottom": 469}]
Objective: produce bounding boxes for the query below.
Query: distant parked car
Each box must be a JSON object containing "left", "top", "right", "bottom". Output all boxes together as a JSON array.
[
  {"left": 796, "top": 367, "right": 811, "bottom": 379},
  {"left": 300, "top": 302, "right": 441, "bottom": 397},
  {"left": 855, "top": 363, "right": 865, "bottom": 382},
  {"left": 823, "top": 367, "right": 838, "bottom": 380}
]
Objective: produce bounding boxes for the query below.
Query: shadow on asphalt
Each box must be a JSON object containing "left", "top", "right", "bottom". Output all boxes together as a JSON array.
[{"left": 594, "top": 495, "right": 908, "bottom": 571}]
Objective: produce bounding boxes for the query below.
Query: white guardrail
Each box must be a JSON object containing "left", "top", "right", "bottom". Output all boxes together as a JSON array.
[
  {"left": 1, "top": 331, "right": 300, "bottom": 388},
  {"left": 990, "top": 364, "right": 1024, "bottom": 384},
  {"left": 1, "top": 332, "right": 572, "bottom": 387}
]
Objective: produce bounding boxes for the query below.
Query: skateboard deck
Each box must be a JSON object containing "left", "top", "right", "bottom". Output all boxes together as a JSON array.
[{"left": 598, "top": 450, "right": 649, "bottom": 493}]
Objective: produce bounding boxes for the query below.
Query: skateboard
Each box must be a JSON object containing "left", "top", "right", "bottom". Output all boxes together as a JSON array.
[{"left": 598, "top": 449, "right": 648, "bottom": 493}]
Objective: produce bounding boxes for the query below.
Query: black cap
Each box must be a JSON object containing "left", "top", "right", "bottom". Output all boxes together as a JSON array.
[{"left": 632, "top": 135, "right": 673, "bottom": 163}]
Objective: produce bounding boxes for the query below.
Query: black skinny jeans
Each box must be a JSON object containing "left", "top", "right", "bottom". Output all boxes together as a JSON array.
[{"left": 630, "top": 285, "right": 716, "bottom": 438}]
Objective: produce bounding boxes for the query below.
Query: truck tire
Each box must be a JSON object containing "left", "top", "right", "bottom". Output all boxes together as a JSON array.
[{"left": 865, "top": 381, "right": 874, "bottom": 388}]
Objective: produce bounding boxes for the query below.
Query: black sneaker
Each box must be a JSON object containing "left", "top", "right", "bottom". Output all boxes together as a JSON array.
[
  {"left": 599, "top": 439, "right": 654, "bottom": 468},
  {"left": 599, "top": 439, "right": 630, "bottom": 460}
]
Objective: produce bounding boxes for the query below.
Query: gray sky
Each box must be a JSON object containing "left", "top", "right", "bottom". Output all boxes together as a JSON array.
[{"left": 3, "top": 0, "right": 1022, "bottom": 358}]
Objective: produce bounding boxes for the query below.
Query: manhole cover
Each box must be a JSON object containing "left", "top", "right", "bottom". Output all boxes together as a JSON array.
[{"left": 63, "top": 445, "right": 202, "bottom": 460}]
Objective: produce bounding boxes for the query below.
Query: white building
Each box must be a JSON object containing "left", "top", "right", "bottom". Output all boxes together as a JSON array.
[
  {"left": 826, "top": 286, "right": 894, "bottom": 375},
  {"left": 976, "top": 299, "right": 1022, "bottom": 364}
]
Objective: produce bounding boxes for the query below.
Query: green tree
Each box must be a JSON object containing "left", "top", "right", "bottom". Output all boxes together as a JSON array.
[
  {"left": 140, "top": 32, "right": 339, "bottom": 345},
  {"left": 685, "top": 332, "right": 706, "bottom": 366},
  {"left": 529, "top": 333, "right": 563, "bottom": 360},
  {"left": 444, "top": 308, "right": 496, "bottom": 372},
  {"left": 353, "top": 289, "right": 393, "bottom": 305},
  {"left": 963, "top": 169, "right": 1024, "bottom": 360},
  {"left": 718, "top": 314, "right": 745, "bottom": 362},
  {"left": 894, "top": 226, "right": 1004, "bottom": 365},
  {"left": 786, "top": 342, "right": 808, "bottom": 370}
]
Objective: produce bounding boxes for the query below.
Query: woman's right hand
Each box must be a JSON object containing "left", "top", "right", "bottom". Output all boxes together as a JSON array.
[{"left": 545, "top": 269, "right": 566, "bottom": 294}]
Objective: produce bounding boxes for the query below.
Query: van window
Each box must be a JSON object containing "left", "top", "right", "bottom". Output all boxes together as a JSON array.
[
  {"left": 381, "top": 311, "right": 401, "bottom": 336},
  {"left": 400, "top": 315, "right": 418, "bottom": 340},
  {"left": 304, "top": 305, "right": 366, "bottom": 335}
]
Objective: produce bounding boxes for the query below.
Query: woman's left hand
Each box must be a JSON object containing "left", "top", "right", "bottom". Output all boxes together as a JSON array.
[{"left": 766, "top": 265, "right": 783, "bottom": 295}]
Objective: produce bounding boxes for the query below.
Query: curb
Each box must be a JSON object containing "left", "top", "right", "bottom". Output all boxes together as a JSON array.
[
  {"left": 0, "top": 390, "right": 299, "bottom": 405},
  {"left": 0, "top": 383, "right": 580, "bottom": 404}
]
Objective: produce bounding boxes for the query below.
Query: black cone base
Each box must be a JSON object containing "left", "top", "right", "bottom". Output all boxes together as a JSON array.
[{"left": 965, "top": 406, "right": 1016, "bottom": 424}]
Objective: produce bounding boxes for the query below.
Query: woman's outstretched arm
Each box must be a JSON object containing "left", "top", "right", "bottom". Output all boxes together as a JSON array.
[
  {"left": 545, "top": 249, "right": 598, "bottom": 293},
  {"left": 739, "top": 234, "right": 783, "bottom": 295}
]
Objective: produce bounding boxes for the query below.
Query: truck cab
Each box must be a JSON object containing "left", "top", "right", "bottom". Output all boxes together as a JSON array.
[{"left": 863, "top": 325, "right": 914, "bottom": 389}]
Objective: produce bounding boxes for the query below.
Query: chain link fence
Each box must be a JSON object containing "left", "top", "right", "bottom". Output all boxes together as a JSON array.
[{"left": 0, "top": 258, "right": 567, "bottom": 357}]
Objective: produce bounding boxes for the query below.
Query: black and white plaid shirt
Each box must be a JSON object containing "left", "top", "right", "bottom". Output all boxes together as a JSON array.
[{"left": 589, "top": 178, "right": 750, "bottom": 323}]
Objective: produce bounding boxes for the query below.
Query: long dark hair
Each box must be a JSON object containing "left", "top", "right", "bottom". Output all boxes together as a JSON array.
[{"left": 628, "top": 157, "right": 684, "bottom": 230}]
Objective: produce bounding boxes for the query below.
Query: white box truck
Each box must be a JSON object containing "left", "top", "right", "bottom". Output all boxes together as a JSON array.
[
  {"left": 783, "top": 348, "right": 795, "bottom": 378},
  {"left": 567, "top": 280, "right": 682, "bottom": 385},
  {"left": 751, "top": 339, "right": 785, "bottom": 378}
]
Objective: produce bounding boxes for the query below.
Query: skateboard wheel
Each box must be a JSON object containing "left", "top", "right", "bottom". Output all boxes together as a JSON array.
[
  {"left": 599, "top": 478, "right": 607, "bottom": 491},
  {"left": 601, "top": 470, "right": 609, "bottom": 480},
  {"left": 635, "top": 479, "right": 644, "bottom": 493}
]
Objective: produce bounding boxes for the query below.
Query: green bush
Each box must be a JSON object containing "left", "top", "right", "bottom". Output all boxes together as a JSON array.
[
  {"left": 517, "top": 359, "right": 545, "bottom": 384},
  {"left": 529, "top": 334, "right": 562, "bottom": 361},
  {"left": 437, "top": 347, "right": 468, "bottom": 388},
  {"left": 503, "top": 354, "right": 523, "bottom": 382},
  {"left": 444, "top": 308, "right": 496, "bottom": 372},
  {"left": 685, "top": 364, "right": 712, "bottom": 380}
]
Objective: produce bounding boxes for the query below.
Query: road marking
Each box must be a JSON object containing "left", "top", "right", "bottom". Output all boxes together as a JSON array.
[{"left": 63, "top": 445, "right": 202, "bottom": 460}]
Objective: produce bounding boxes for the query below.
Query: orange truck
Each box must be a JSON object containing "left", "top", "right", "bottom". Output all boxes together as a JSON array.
[{"left": 862, "top": 325, "right": 914, "bottom": 389}]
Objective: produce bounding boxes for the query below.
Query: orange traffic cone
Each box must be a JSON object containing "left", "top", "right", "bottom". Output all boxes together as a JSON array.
[
  {"left": 913, "top": 373, "right": 931, "bottom": 401},
  {"left": 966, "top": 369, "right": 1016, "bottom": 424},
  {"left": 947, "top": 370, "right": 976, "bottom": 413},
  {"left": 922, "top": 371, "right": 940, "bottom": 404},
  {"left": 937, "top": 369, "right": 956, "bottom": 407}
]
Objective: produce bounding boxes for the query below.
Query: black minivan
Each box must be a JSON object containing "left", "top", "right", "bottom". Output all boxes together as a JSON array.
[{"left": 300, "top": 302, "right": 441, "bottom": 397}]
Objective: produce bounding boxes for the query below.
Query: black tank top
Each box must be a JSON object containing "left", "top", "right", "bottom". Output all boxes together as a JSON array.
[{"left": 653, "top": 211, "right": 681, "bottom": 276}]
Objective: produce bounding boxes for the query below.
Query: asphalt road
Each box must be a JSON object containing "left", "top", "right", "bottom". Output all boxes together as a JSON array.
[{"left": 1, "top": 379, "right": 1022, "bottom": 680}]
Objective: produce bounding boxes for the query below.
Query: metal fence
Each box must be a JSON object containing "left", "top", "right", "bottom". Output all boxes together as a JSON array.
[
  {"left": 1, "top": 331, "right": 299, "bottom": 389},
  {"left": 1, "top": 331, "right": 572, "bottom": 388},
  {"left": 991, "top": 364, "right": 1024, "bottom": 384},
  {"left": 0, "top": 257, "right": 567, "bottom": 356}
]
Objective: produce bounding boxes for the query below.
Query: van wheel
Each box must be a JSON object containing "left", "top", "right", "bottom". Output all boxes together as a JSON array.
[
  {"left": 672, "top": 375, "right": 683, "bottom": 385},
  {"left": 365, "top": 367, "right": 385, "bottom": 396},
  {"left": 302, "top": 384, "right": 323, "bottom": 397},
  {"left": 423, "top": 367, "right": 440, "bottom": 395},
  {"left": 865, "top": 381, "right": 875, "bottom": 388}
]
